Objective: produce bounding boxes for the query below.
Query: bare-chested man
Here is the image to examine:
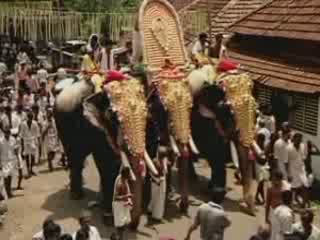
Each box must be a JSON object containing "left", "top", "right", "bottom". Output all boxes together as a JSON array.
[{"left": 265, "top": 170, "right": 291, "bottom": 225}]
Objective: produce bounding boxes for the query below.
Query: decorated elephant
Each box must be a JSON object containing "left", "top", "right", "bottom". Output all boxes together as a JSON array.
[
  {"left": 54, "top": 72, "right": 158, "bottom": 226},
  {"left": 189, "top": 69, "right": 258, "bottom": 215}
]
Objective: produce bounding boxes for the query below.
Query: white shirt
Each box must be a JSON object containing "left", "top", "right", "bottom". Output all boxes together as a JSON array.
[
  {"left": 257, "top": 127, "right": 271, "bottom": 145},
  {"left": 20, "top": 120, "right": 40, "bottom": 143},
  {"left": 274, "top": 138, "right": 290, "bottom": 179},
  {"left": 192, "top": 41, "right": 209, "bottom": 56},
  {"left": 37, "top": 69, "right": 48, "bottom": 83},
  {"left": 287, "top": 143, "right": 308, "bottom": 188},
  {"left": 273, "top": 205, "right": 294, "bottom": 240},
  {"left": 72, "top": 225, "right": 101, "bottom": 240},
  {"left": 0, "top": 136, "right": 17, "bottom": 165}
]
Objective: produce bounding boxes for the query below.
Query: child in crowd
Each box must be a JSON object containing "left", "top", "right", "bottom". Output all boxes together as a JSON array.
[
  {"left": 20, "top": 112, "right": 40, "bottom": 178},
  {"left": 42, "top": 108, "right": 59, "bottom": 171}
]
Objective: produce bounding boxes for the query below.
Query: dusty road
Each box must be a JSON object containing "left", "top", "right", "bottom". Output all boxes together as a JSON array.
[{"left": 1, "top": 158, "right": 268, "bottom": 240}]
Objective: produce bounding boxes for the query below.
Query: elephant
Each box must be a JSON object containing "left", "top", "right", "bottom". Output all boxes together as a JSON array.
[
  {"left": 190, "top": 82, "right": 236, "bottom": 191},
  {"left": 188, "top": 67, "right": 258, "bottom": 215},
  {"left": 54, "top": 73, "right": 158, "bottom": 227}
]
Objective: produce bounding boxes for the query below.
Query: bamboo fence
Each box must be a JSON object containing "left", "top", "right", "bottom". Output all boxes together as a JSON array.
[{"left": 0, "top": 5, "right": 207, "bottom": 42}]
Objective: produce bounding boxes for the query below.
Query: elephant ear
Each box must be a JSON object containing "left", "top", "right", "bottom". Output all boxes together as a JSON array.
[
  {"left": 83, "top": 92, "right": 117, "bottom": 131},
  {"left": 85, "top": 91, "right": 111, "bottom": 113}
]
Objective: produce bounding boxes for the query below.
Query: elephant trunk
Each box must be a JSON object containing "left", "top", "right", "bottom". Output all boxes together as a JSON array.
[
  {"left": 178, "top": 143, "right": 190, "bottom": 212},
  {"left": 120, "top": 151, "right": 136, "bottom": 181}
]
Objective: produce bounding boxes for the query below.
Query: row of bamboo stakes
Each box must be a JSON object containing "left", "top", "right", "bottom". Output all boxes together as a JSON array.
[{"left": 0, "top": 5, "right": 207, "bottom": 42}]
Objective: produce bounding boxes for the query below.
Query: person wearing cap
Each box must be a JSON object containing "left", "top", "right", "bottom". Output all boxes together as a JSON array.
[
  {"left": 0, "top": 126, "right": 19, "bottom": 198},
  {"left": 20, "top": 111, "right": 40, "bottom": 178},
  {"left": 72, "top": 210, "right": 101, "bottom": 240},
  {"left": 185, "top": 188, "right": 230, "bottom": 240}
]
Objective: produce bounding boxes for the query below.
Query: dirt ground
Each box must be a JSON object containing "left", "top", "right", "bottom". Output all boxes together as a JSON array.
[{"left": 0, "top": 157, "right": 302, "bottom": 240}]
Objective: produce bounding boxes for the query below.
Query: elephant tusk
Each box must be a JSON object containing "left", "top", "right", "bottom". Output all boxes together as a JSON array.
[
  {"left": 144, "top": 150, "right": 158, "bottom": 176},
  {"left": 120, "top": 151, "right": 136, "bottom": 181},
  {"left": 189, "top": 136, "right": 200, "bottom": 155},
  {"left": 169, "top": 135, "right": 180, "bottom": 157},
  {"left": 230, "top": 141, "right": 239, "bottom": 169}
]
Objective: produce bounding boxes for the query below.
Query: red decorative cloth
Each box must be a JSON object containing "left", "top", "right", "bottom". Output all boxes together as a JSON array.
[
  {"left": 217, "top": 59, "right": 239, "bottom": 72},
  {"left": 103, "top": 70, "right": 128, "bottom": 85}
]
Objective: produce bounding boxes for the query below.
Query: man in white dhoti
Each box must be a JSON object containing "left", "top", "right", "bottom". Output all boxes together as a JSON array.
[
  {"left": 42, "top": 109, "right": 59, "bottom": 171},
  {"left": 274, "top": 129, "right": 290, "bottom": 180},
  {"left": 113, "top": 167, "right": 132, "bottom": 240},
  {"left": 12, "top": 105, "right": 25, "bottom": 190},
  {"left": 271, "top": 190, "right": 294, "bottom": 240},
  {"left": 20, "top": 112, "right": 40, "bottom": 178},
  {"left": 148, "top": 148, "right": 167, "bottom": 222},
  {"left": 0, "top": 127, "right": 18, "bottom": 198},
  {"left": 288, "top": 133, "right": 309, "bottom": 208}
]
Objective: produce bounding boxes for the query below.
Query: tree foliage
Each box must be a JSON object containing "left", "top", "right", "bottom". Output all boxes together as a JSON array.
[{"left": 64, "top": 0, "right": 142, "bottom": 12}]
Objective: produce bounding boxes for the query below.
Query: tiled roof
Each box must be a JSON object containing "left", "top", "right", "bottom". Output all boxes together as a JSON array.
[
  {"left": 175, "top": 0, "right": 230, "bottom": 16},
  {"left": 228, "top": 48, "right": 320, "bottom": 93},
  {"left": 210, "top": 0, "right": 265, "bottom": 36},
  {"left": 229, "top": 0, "right": 320, "bottom": 41}
]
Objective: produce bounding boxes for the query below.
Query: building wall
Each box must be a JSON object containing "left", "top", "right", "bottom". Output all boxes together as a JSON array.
[
  {"left": 296, "top": 97, "right": 320, "bottom": 149},
  {"left": 254, "top": 83, "right": 320, "bottom": 147}
]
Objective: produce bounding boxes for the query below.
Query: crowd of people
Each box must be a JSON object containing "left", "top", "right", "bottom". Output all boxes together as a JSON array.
[
  {"left": 0, "top": 39, "right": 70, "bottom": 224},
  {"left": 0, "top": 30, "right": 318, "bottom": 240}
]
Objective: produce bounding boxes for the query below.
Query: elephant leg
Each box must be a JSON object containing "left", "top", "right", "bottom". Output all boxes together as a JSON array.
[
  {"left": 91, "top": 131, "right": 120, "bottom": 214},
  {"left": 211, "top": 141, "right": 227, "bottom": 190},
  {"left": 130, "top": 160, "right": 144, "bottom": 230},
  {"left": 188, "top": 155, "right": 198, "bottom": 180},
  {"left": 178, "top": 155, "right": 189, "bottom": 213},
  {"left": 69, "top": 152, "right": 85, "bottom": 200}
]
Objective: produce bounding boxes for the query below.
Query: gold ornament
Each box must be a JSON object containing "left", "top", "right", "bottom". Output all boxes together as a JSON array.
[
  {"left": 106, "top": 79, "right": 147, "bottom": 156},
  {"left": 224, "top": 73, "right": 256, "bottom": 147},
  {"left": 157, "top": 67, "right": 193, "bottom": 144}
]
